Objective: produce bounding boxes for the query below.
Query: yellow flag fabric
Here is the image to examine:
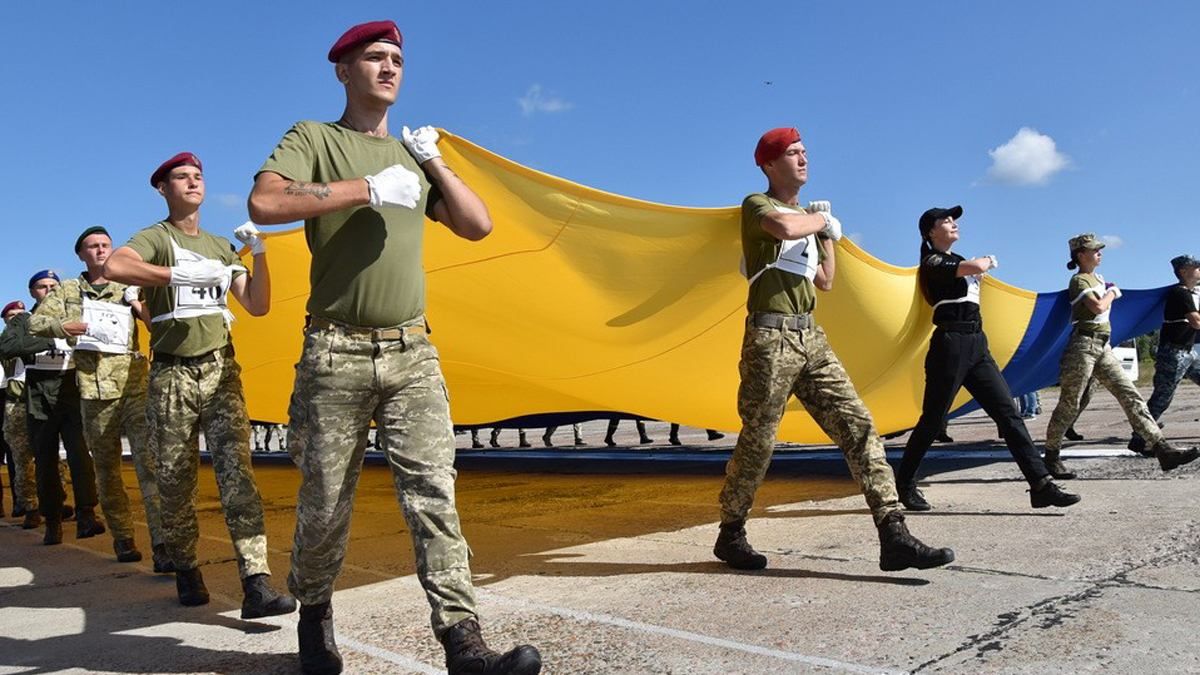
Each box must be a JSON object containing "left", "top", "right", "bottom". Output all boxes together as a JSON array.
[{"left": 233, "top": 131, "right": 1036, "bottom": 442}]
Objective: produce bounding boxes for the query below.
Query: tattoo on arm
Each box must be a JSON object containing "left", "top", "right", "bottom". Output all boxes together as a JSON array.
[{"left": 284, "top": 182, "right": 332, "bottom": 200}]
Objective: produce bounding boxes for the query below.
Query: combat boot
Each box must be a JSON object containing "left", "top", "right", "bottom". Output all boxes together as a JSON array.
[
  {"left": 42, "top": 517, "right": 63, "bottom": 545},
  {"left": 152, "top": 544, "right": 176, "bottom": 573},
  {"left": 75, "top": 507, "right": 106, "bottom": 539},
  {"left": 175, "top": 567, "right": 210, "bottom": 606},
  {"left": 241, "top": 573, "right": 297, "bottom": 619},
  {"left": 61, "top": 504, "right": 74, "bottom": 521},
  {"left": 1128, "top": 435, "right": 1154, "bottom": 457},
  {"left": 1064, "top": 427, "right": 1084, "bottom": 442},
  {"left": 1030, "top": 480, "right": 1081, "bottom": 508},
  {"left": 441, "top": 618, "right": 542, "bottom": 675},
  {"left": 22, "top": 509, "right": 42, "bottom": 530},
  {"left": 113, "top": 538, "right": 143, "bottom": 563},
  {"left": 877, "top": 512, "right": 955, "bottom": 571},
  {"left": 1153, "top": 439, "right": 1200, "bottom": 472},
  {"left": 298, "top": 602, "right": 342, "bottom": 674},
  {"left": 898, "top": 483, "right": 932, "bottom": 511},
  {"left": 712, "top": 519, "right": 767, "bottom": 570},
  {"left": 541, "top": 431, "right": 553, "bottom": 447},
  {"left": 1043, "top": 450, "right": 1076, "bottom": 480},
  {"left": 13, "top": 505, "right": 27, "bottom": 518}
]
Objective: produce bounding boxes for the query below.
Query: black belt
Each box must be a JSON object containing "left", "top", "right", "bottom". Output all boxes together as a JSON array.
[
  {"left": 153, "top": 344, "right": 234, "bottom": 367},
  {"left": 935, "top": 321, "right": 981, "bottom": 333},
  {"left": 750, "top": 312, "right": 813, "bottom": 330}
]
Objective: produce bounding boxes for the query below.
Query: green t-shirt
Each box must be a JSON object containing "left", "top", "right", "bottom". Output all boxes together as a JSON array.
[
  {"left": 257, "top": 121, "right": 441, "bottom": 328},
  {"left": 125, "top": 221, "right": 245, "bottom": 357},
  {"left": 1068, "top": 271, "right": 1111, "bottom": 333},
  {"left": 741, "top": 193, "right": 823, "bottom": 315}
]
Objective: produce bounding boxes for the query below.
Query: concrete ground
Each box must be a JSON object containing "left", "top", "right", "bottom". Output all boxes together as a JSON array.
[{"left": 3, "top": 383, "right": 1200, "bottom": 674}]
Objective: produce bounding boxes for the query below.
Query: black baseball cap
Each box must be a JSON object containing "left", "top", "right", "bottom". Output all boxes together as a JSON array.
[
  {"left": 1171, "top": 254, "right": 1200, "bottom": 271},
  {"left": 919, "top": 205, "right": 963, "bottom": 236}
]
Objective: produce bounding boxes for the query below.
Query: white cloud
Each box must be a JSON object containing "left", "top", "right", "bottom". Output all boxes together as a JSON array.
[
  {"left": 517, "top": 84, "right": 572, "bottom": 116},
  {"left": 985, "top": 127, "right": 1070, "bottom": 186},
  {"left": 1100, "top": 235, "right": 1124, "bottom": 249},
  {"left": 215, "top": 193, "right": 244, "bottom": 209}
]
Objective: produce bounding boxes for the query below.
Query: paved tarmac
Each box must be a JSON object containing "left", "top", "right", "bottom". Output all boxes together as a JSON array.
[{"left": 3, "top": 383, "right": 1200, "bottom": 674}]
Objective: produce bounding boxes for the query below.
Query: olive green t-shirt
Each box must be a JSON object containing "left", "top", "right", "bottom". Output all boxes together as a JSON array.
[
  {"left": 1068, "top": 271, "right": 1112, "bottom": 333},
  {"left": 257, "top": 121, "right": 442, "bottom": 328},
  {"left": 125, "top": 221, "right": 245, "bottom": 357},
  {"left": 742, "top": 193, "right": 824, "bottom": 315}
]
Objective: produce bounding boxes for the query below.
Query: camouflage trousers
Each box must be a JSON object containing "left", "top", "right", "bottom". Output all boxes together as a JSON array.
[
  {"left": 1130, "top": 345, "right": 1200, "bottom": 448},
  {"left": 287, "top": 319, "right": 476, "bottom": 637},
  {"left": 1046, "top": 331, "right": 1161, "bottom": 451},
  {"left": 718, "top": 318, "right": 901, "bottom": 526},
  {"left": 83, "top": 392, "right": 164, "bottom": 546},
  {"left": 147, "top": 349, "right": 269, "bottom": 578},
  {"left": 4, "top": 400, "right": 37, "bottom": 511}
]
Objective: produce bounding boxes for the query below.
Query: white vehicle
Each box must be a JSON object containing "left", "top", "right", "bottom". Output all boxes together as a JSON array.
[{"left": 1112, "top": 339, "right": 1139, "bottom": 381}]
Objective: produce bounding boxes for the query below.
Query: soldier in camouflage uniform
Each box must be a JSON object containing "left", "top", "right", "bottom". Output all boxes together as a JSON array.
[
  {"left": 249, "top": 20, "right": 541, "bottom": 675},
  {"left": 1044, "top": 234, "right": 1199, "bottom": 474},
  {"left": 104, "top": 152, "right": 294, "bottom": 618},
  {"left": 2, "top": 301, "right": 38, "bottom": 526},
  {"left": 715, "top": 127, "right": 954, "bottom": 574},
  {"left": 28, "top": 226, "right": 170, "bottom": 569}
]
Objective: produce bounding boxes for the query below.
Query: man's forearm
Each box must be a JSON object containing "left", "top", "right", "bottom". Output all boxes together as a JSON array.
[
  {"left": 248, "top": 175, "right": 370, "bottom": 225},
  {"left": 424, "top": 159, "right": 492, "bottom": 240}
]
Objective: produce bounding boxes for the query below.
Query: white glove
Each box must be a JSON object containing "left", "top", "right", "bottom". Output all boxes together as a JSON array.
[
  {"left": 987, "top": 254, "right": 999, "bottom": 269},
  {"left": 122, "top": 285, "right": 141, "bottom": 305},
  {"left": 818, "top": 212, "right": 843, "bottom": 241},
  {"left": 364, "top": 164, "right": 421, "bottom": 209},
  {"left": 169, "top": 258, "right": 232, "bottom": 288},
  {"left": 401, "top": 125, "right": 442, "bottom": 165},
  {"left": 1107, "top": 283, "right": 1122, "bottom": 299},
  {"left": 234, "top": 221, "right": 267, "bottom": 256},
  {"left": 85, "top": 321, "right": 124, "bottom": 345},
  {"left": 806, "top": 200, "right": 831, "bottom": 214}
]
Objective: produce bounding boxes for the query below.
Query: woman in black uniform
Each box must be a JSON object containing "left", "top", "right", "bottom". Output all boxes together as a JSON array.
[{"left": 895, "top": 205, "right": 1079, "bottom": 511}]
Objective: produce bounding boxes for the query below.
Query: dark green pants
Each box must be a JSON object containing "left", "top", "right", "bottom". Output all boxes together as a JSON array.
[{"left": 29, "top": 388, "right": 97, "bottom": 520}]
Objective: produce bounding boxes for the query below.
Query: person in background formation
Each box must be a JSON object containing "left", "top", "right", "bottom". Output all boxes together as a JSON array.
[
  {"left": 604, "top": 418, "right": 652, "bottom": 446},
  {"left": 1, "top": 300, "right": 38, "bottom": 525},
  {"left": 667, "top": 424, "right": 724, "bottom": 445},
  {"left": 541, "top": 423, "right": 586, "bottom": 447}
]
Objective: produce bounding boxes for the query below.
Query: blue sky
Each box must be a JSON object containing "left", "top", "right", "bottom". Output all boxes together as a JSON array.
[{"left": 1, "top": 1, "right": 1198, "bottom": 303}]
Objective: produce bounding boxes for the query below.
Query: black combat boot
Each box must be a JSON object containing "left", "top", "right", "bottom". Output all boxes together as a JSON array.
[
  {"left": 489, "top": 429, "right": 501, "bottom": 448},
  {"left": 441, "top": 618, "right": 542, "bottom": 675},
  {"left": 1030, "top": 479, "right": 1081, "bottom": 508},
  {"left": 898, "top": 483, "right": 932, "bottom": 511},
  {"left": 712, "top": 519, "right": 768, "bottom": 570},
  {"left": 1043, "top": 450, "right": 1076, "bottom": 480},
  {"left": 1153, "top": 440, "right": 1200, "bottom": 472},
  {"left": 75, "top": 507, "right": 106, "bottom": 539},
  {"left": 176, "top": 567, "right": 211, "bottom": 606},
  {"left": 43, "top": 516, "right": 63, "bottom": 545},
  {"left": 706, "top": 429, "right": 726, "bottom": 441},
  {"left": 152, "top": 544, "right": 176, "bottom": 573},
  {"left": 114, "top": 538, "right": 143, "bottom": 563},
  {"left": 298, "top": 602, "right": 342, "bottom": 675},
  {"left": 241, "top": 573, "right": 297, "bottom": 619},
  {"left": 1064, "top": 427, "right": 1084, "bottom": 442},
  {"left": 877, "top": 512, "right": 955, "bottom": 571},
  {"left": 22, "top": 509, "right": 42, "bottom": 530},
  {"left": 61, "top": 504, "right": 74, "bottom": 521},
  {"left": 541, "top": 431, "right": 553, "bottom": 447}
]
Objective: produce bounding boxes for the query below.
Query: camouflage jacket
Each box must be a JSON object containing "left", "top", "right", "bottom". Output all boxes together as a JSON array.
[
  {"left": 29, "top": 274, "right": 148, "bottom": 401},
  {"left": 1, "top": 357, "right": 24, "bottom": 402}
]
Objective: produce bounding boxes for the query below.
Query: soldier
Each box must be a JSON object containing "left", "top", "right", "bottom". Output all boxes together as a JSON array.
[
  {"left": 1043, "top": 234, "right": 1199, "bottom": 474},
  {"left": 1128, "top": 255, "right": 1200, "bottom": 454},
  {"left": 896, "top": 206, "right": 1078, "bottom": 510},
  {"left": 715, "top": 127, "right": 953, "bottom": 572},
  {"left": 103, "top": 152, "right": 294, "bottom": 617},
  {"left": 0, "top": 271, "right": 103, "bottom": 544},
  {"left": 2, "top": 301, "right": 38, "bottom": 525},
  {"left": 248, "top": 20, "right": 542, "bottom": 675},
  {"left": 604, "top": 418, "right": 652, "bottom": 446},
  {"left": 28, "top": 226, "right": 170, "bottom": 569}
]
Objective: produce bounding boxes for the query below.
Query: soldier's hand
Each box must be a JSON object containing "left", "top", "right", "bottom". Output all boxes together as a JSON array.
[
  {"left": 233, "top": 221, "right": 267, "bottom": 256},
  {"left": 122, "top": 285, "right": 141, "bottom": 305},
  {"left": 364, "top": 164, "right": 421, "bottom": 209},
  {"left": 169, "top": 258, "right": 230, "bottom": 288},
  {"left": 986, "top": 254, "right": 999, "bottom": 270},
  {"left": 819, "top": 212, "right": 843, "bottom": 241},
  {"left": 401, "top": 125, "right": 442, "bottom": 165},
  {"left": 1106, "top": 282, "right": 1122, "bottom": 299},
  {"left": 62, "top": 321, "right": 88, "bottom": 337},
  {"left": 806, "top": 200, "right": 831, "bottom": 214}
]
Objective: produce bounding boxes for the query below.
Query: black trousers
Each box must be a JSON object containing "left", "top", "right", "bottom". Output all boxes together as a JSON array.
[
  {"left": 897, "top": 329, "right": 1049, "bottom": 487},
  {"left": 28, "top": 391, "right": 97, "bottom": 519},
  {"left": 0, "top": 402, "right": 10, "bottom": 509}
]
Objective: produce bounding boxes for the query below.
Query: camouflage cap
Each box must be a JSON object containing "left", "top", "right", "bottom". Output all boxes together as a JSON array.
[
  {"left": 1068, "top": 233, "right": 1105, "bottom": 252},
  {"left": 1171, "top": 254, "right": 1200, "bottom": 271}
]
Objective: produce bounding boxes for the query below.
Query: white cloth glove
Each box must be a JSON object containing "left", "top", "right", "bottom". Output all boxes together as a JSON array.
[
  {"left": 401, "top": 125, "right": 442, "bottom": 165},
  {"left": 85, "top": 320, "right": 124, "bottom": 345},
  {"left": 122, "top": 285, "right": 141, "bottom": 305},
  {"left": 169, "top": 258, "right": 232, "bottom": 288},
  {"left": 987, "top": 254, "right": 999, "bottom": 269},
  {"left": 1107, "top": 283, "right": 1122, "bottom": 299},
  {"left": 818, "top": 212, "right": 843, "bottom": 241},
  {"left": 364, "top": 164, "right": 421, "bottom": 209},
  {"left": 234, "top": 221, "right": 267, "bottom": 256},
  {"left": 806, "top": 200, "right": 831, "bottom": 214}
]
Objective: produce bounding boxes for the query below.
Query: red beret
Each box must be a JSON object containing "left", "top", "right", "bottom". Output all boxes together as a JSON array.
[
  {"left": 754, "top": 127, "right": 801, "bottom": 166},
  {"left": 328, "top": 20, "right": 403, "bottom": 63},
  {"left": 150, "top": 152, "right": 202, "bottom": 187},
  {"left": 2, "top": 301, "right": 26, "bottom": 317}
]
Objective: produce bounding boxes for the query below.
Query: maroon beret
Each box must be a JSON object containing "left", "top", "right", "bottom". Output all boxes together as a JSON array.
[
  {"left": 328, "top": 20, "right": 403, "bottom": 63},
  {"left": 150, "top": 152, "right": 202, "bottom": 187},
  {"left": 754, "top": 127, "right": 801, "bottom": 166},
  {"left": 2, "top": 301, "right": 26, "bottom": 316}
]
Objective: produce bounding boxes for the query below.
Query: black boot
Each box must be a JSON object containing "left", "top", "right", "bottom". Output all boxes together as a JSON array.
[
  {"left": 75, "top": 507, "right": 106, "bottom": 539},
  {"left": 706, "top": 429, "right": 725, "bottom": 441},
  {"left": 152, "top": 544, "right": 176, "bottom": 574},
  {"left": 298, "top": 602, "right": 343, "bottom": 675},
  {"left": 61, "top": 504, "right": 74, "bottom": 521},
  {"left": 898, "top": 482, "right": 932, "bottom": 511},
  {"left": 22, "top": 509, "right": 42, "bottom": 530},
  {"left": 542, "top": 431, "right": 553, "bottom": 448},
  {"left": 1154, "top": 439, "right": 1200, "bottom": 472},
  {"left": 1064, "top": 427, "right": 1084, "bottom": 442},
  {"left": 669, "top": 434, "right": 682, "bottom": 446},
  {"left": 1043, "top": 450, "right": 1076, "bottom": 480},
  {"left": 877, "top": 512, "right": 955, "bottom": 571},
  {"left": 441, "top": 618, "right": 542, "bottom": 675},
  {"left": 1030, "top": 480, "right": 1081, "bottom": 508},
  {"left": 176, "top": 567, "right": 211, "bottom": 606},
  {"left": 1128, "top": 435, "right": 1154, "bottom": 457},
  {"left": 489, "top": 429, "right": 501, "bottom": 448},
  {"left": 712, "top": 519, "right": 767, "bottom": 570},
  {"left": 114, "top": 538, "right": 143, "bottom": 563},
  {"left": 43, "top": 517, "right": 63, "bottom": 545},
  {"left": 241, "top": 573, "right": 297, "bottom": 619}
]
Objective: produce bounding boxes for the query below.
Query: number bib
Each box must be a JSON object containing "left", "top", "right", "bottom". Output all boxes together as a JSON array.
[
  {"left": 76, "top": 297, "right": 134, "bottom": 354},
  {"left": 29, "top": 338, "right": 74, "bottom": 372},
  {"left": 151, "top": 234, "right": 235, "bottom": 326}
]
